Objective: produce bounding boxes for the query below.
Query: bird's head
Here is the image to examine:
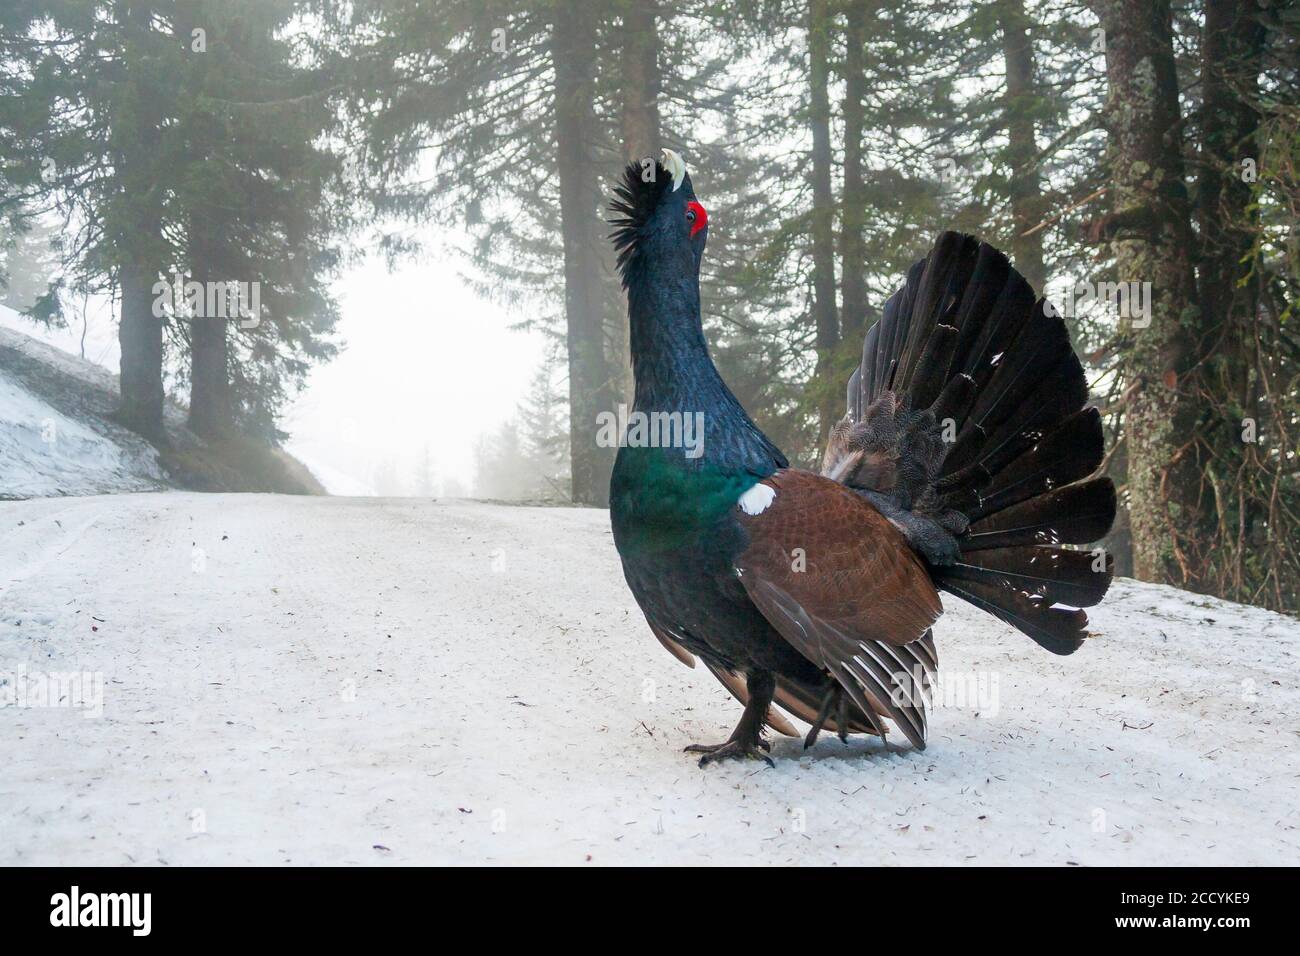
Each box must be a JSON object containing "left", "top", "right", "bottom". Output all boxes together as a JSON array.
[{"left": 610, "top": 148, "right": 709, "bottom": 290}]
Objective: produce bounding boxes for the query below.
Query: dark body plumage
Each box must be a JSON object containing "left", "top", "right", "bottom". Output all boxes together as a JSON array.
[
  {"left": 608, "top": 163, "right": 818, "bottom": 688},
  {"left": 608, "top": 158, "right": 1115, "bottom": 763}
]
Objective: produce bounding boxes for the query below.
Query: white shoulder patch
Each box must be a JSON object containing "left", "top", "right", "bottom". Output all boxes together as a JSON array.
[{"left": 737, "top": 482, "right": 776, "bottom": 516}]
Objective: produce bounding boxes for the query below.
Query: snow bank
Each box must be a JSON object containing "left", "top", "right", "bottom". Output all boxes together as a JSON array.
[
  {"left": 1, "top": 493, "right": 1296, "bottom": 865},
  {"left": 0, "top": 372, "right": 164, "bottom": 498},
  {"left": 0, "top": 317, "right": 167, "bottom": 499},
  {"left": 0, "top": 314, "right": 322, "bottom": 498}
]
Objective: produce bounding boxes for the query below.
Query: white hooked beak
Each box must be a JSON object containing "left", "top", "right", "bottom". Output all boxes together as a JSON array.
[{"left": 662, "top": 148, "right": 687, "bottom": 192}]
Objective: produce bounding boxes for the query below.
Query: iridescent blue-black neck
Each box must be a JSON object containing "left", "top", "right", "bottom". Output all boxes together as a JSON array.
[{"left": 622, "top": 223, "right": 785, "bottom": 479}]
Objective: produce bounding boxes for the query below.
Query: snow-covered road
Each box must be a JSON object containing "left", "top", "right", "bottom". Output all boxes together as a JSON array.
[{"left": 1, "top": 493, "right": 1297, "bottom": 865}]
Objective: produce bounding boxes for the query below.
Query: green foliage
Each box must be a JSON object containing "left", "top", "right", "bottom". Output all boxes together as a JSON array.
[
  {"left": 0, "top": 0, "right": 347, "bottom": 443},
  {"left": 168, "top": 0, "right": 349, "bottom": 440}
]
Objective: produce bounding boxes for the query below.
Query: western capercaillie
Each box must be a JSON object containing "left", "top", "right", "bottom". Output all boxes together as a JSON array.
[{"left": 608, "top": 150, "right": 1115, "bottom": 765}]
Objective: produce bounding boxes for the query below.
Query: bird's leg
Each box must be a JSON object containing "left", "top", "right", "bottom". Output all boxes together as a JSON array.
[
  {"left": 803, "top": 682, "right": 843, "bottom": 749},
  {"left": 685, "top": 670, "right": 776, "bottom": 767},
  {"left": 836, "top": 688, "right": 850, "bottom": 743}
]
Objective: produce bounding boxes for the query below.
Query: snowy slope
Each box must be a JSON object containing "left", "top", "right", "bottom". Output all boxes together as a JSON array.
[
  {"left": 1, "top": 318, "right": 324, "bottom": 497},
  {"left": 0, "top": 370, "right": 165, "bottom": 498},
  {"left": 0, "top": 322, "right": 166, "bottom": 498},
  {"left": 1, "top": 493, "right": 1297, "bottom": 866}
]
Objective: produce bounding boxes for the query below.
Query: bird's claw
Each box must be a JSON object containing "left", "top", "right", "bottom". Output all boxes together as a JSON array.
[{"left": 684, "top": 738, "right": 774, "bottom": 767}]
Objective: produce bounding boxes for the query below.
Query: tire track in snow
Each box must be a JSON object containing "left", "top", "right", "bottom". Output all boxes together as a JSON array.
[{"left": 0, "top": 500, "right": 103, "bottom": 593}]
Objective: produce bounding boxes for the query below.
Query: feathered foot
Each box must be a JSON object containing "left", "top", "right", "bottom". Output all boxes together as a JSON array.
[{"left": 685, "top": 670, "right": 775, "bottom": 768}]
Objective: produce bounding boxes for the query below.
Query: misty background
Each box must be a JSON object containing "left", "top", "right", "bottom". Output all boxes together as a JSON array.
[{"left": 2, "top": 0, "right": 1297, "bottom": 612}]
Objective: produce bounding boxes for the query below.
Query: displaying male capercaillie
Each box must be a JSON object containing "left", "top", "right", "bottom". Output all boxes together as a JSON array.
[{"left": 609, "top": 150, "right": 1115, "bottom": 765}]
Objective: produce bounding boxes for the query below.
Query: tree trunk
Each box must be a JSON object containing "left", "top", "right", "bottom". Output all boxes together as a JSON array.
[
  {"left": 187, "top": 222, "right": 233, "bottom": 439},
  {"left": 1093, "top": 0, "right": 1205, "bottom": 586},
  {"left": 808, "top": 0, "right": 840, "bottom": 442},
  {"left": 553, "top": 0, "right": 614, "bottom": 506},
  {"left": 115, "top": 0, "right": 166, "bottom": 444},
  {"left": 1198, "top": 0, "right": 1264, "bottom": 410},
  {"left": 840, "top": 0, "right": 869, "bottom": 339},
  {"left": 621, "top": 0, "right": 661, "bottom": 164},
  {"left": 118, "top": 260, "right": 166, "bottom": 442},
  {"left": 189, "top": 316, "right": 232, "bottom": 438},
  {"left": 997, "top": 0, "right": 1046, "bottom": 294},
  {"left": 178, "top": 2, "right": 234, "bottom": 440}
]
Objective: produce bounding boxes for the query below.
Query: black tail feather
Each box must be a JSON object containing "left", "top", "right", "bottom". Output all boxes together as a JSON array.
[
  {"left": 861, "top": 259, "right": 923, "bottom": 403},
  {"left": 961, "top": 478, "right": 1117, "bottom": 551},
  {"left": 929, "top": 371, "right": 977, "bottom": 427},
  {"left": 839, "top": 231, "right": 1116, "bottom": 655},
  {"left": 963, "top": 307, "right": 1073, "bottom": 436},
  {"left": 955, "top": 273, "right": 1037, "bottom": 397},
  {"left": 936, "top": 577, "right": 1090, "bottom": 655},
  {"left": 944, "top": 244, "right": 1012, "bottom": 383},
  {"left": 897, "top": 232, "right": 975, "bottom": 390},
  {"left": 943, "top": 350, "right": 1088, "bottom": 476},
  {"left": 908, "top": 323, "right": 961, "bottom": 410},
  {"left": 940, "top": 546, "right": 1114, "bottom": 609},
  {"left": 943, "top": 408, "right": 1105, "bottom": 521}
]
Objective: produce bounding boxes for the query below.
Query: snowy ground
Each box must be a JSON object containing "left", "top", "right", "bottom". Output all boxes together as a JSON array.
[{"left": 1, "top": 492, "right": 1297, "bottom": 866}]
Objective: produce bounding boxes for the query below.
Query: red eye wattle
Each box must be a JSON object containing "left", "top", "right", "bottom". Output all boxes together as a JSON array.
[{"left": 686, "top": 200, "right": 708, "bottom": 237}]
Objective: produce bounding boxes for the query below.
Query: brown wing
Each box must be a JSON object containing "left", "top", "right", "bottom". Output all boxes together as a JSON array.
[
  {"left": 734, "top": 469, "right": 944, "bottom": 748},
  {"left": 768, "top": 633, "right": 940, "bottom": 741}
]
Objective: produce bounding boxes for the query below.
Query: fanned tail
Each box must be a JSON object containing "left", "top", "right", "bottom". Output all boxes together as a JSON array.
[{"left": 831, "top": 232, "right": 1116, "bottom": 655}]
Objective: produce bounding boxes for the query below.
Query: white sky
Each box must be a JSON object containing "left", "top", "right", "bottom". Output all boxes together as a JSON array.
[
  {"left": 282, "top": 251, "right": 547, "bottom": 496},
  {"left": 1, "top": 243, "right": 549, "bottom": 496}
]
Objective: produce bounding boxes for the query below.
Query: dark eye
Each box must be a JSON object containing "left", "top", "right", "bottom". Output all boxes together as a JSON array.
[{"left": 685, "top": 209, "right": 695, "bottom": 222}]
